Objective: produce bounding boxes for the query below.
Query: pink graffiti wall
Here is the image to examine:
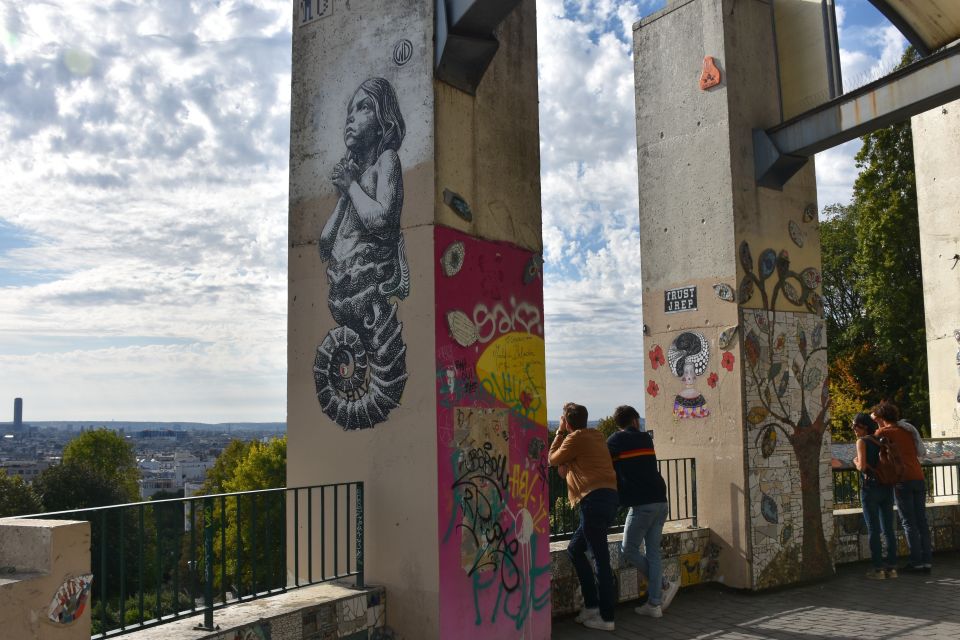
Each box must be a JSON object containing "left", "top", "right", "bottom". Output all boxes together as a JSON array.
[{"left": 435, "top": 226, "right": 551, "bottom": 639}]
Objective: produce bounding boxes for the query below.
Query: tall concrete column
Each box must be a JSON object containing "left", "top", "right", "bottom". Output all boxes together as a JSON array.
[
  {"left": 634, "top": 0, "right": 834, "bottom": 589},
  {"left": 913, "top": 99, "right": 960, "bottom": 439},
  {"left": 287, "top": 1, "right": 549, "bottom": 638}
]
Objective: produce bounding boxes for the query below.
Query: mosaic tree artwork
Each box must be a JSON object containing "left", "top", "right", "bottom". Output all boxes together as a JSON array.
[
  {"left": 739, "top": 240, "right": 832, "bottom": 584},
  {"left": 314, "top": 78, "right": 410, "bottom": 430}
]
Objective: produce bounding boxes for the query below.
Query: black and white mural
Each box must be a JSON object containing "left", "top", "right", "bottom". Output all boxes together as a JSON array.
[{"left": 314, "top": 78, "right": 409, "bottom": 430}]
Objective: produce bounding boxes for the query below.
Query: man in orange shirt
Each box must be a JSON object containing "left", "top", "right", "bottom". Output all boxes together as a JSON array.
[
  {"left": 871, "top": 401, "right": 932, "bottom": 571},
  {"left": 549, "top": 403, "right": 619, "bottom": 631}
]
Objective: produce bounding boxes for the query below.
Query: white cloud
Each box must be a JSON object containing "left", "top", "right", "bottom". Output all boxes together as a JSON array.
[
  {"left": 0, "top": 1, "right": 290, "bottom": 421},
  {"left": 0, "top": 0, "right": 909, "bottom": 424}
]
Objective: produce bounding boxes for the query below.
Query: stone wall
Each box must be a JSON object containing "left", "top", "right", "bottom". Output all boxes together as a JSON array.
[
  {"left": 833, "top": 502, "right": 960, "bottom": 565},
  {"left": 0, "top": 518, "right": 91, "bottom": 640},
  {"left": 550, "top": 524, "right": 713, "bottom": 616}
]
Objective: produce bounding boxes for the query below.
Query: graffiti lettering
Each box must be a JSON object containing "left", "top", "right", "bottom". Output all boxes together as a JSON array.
[
  {"left": 479, "top": 365, "right": 544, "bottom": 424},
  {"left": 473, "top": 298, "right": 543, "bottom": 344},
  {"left": 470, "top": 532, "right": 550, "bottom": 630}
]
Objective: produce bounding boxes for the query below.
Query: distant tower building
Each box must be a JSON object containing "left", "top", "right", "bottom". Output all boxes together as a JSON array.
[{"left": 13, "top": 397, "right": 23, "bottom": 429}]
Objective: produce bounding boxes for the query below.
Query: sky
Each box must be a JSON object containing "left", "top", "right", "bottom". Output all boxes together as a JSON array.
[{"left": 0, "top": 1, "right": 907, "bottom": 423}]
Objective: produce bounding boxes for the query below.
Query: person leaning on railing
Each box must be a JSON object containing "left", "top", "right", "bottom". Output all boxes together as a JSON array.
[
  {"left": 871, "top": 401, "right": 932, "bottom": 573},
  {"left": 548, "top": 402, "right": 618, "bottom": 632},
  {"left": 852, "top": 412, "right": 898, "bottom": 580}
]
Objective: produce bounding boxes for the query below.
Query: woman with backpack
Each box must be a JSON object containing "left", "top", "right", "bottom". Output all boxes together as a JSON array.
[
  {"left": 872, "top": 401, "right": 932, "bottom": 573},
  {"left": 852, "top": 413, "right": 898, "bottom": 579}
]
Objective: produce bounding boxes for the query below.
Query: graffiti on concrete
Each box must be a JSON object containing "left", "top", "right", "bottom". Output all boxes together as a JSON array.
[
  {"left": 48, "top": 573, "right": 93, "bottom": 624},
  {"left": 436, "top": 227, "right": 550, "bottom": 638},
  {"left": 315, "top": 78, "right": 409, "bottom": 430}
]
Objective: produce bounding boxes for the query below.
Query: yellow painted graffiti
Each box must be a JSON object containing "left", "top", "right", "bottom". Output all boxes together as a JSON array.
[{"left": 476, "top": 332, "right": 547, "bottom": 426}]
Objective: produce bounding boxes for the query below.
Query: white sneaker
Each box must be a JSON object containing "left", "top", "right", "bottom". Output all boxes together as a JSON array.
[
  {"left": 661, "top": 579, "right": 680, "bottom": 612},
  {"left": 583, "top": 617, "right": 615, "bottom": 631},
  {"left": 634, "top": 603, "right": 662, "bottom": 618},
  {"left": 575, "top": 607, "right": 599, "bottom": 624}
]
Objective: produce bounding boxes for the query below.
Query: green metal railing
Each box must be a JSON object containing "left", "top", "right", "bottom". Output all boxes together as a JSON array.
[
  {"left": 833, "top": 461, "right": 959, "bottom": 509},
  {"left": 549, "top": 457, "right": 698, "bottom": 541},
  {"left": 15, "top": 482, "right": 363, "bottom": 638}
]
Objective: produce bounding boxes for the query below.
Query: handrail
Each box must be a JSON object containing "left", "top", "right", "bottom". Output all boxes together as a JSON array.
[
  {"left": 11, "top": 482, "right": 364, "bottom": 639},
  {"left": 833, "top": 461, "right": 959, "bottom": 510},
  {"left": 548, "top": 457, "right": 698, "bottom": 541}
]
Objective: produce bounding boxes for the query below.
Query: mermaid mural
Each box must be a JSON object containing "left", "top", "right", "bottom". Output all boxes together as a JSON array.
[{"left": 314, "top": 78, "right": 410, "bottom": 430}]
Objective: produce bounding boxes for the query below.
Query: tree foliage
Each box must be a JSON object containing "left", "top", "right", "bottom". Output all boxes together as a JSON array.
[
  {"left": 33, "top": 460, "right": 130, "bottom": 512},
  {"left": 0, "top": 470, "right": 42, "bottom": 517},
  {"left": 62, "top": 428, "right": 140, "bottom": 501},
  {"left": 821, "top": 48, "right": 928, "bottom": 439}
]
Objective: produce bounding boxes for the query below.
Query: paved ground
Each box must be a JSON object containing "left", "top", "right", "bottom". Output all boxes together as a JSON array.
[{"left": 553, "top": 552, "right": 960, "bottom": 639}]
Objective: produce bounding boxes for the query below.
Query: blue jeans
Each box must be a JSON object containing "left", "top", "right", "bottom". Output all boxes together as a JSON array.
[
  {"left": 621, "top": 502, "right": 669, "bottom": 604},
  {"left": 860, "top": 483, "right": 897, "bottom": 569},
  {"left": 895, "top": 479, "right": 932, "bottom": 565},
  {"left": 568, "top": 488, "right": 619, "bottom": 622}
]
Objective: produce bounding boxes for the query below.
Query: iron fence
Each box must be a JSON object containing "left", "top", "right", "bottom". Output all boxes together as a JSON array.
[
  {"left": 549, "top": 457, "right": 698, "bottom": 541},
  {"left": 833, "top": 462, "right": 960, "bottom": 509},
  {"left": 15, "top": 483, "right": 363, "bottom": 638}
]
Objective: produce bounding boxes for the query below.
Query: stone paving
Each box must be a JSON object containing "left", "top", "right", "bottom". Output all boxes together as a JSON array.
[{"left": 552, "top": 552, "right": 960, "bottom": 639}]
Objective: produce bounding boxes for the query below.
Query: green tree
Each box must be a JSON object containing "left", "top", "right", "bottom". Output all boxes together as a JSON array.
[
  {"left": 594, "top": 415, "right": 618, "bottom": 440},
  {"left": 63, "top": 428, "right": 140, "bottom": 501},
  {"left": 194, "top": 437, "right": 287, "bottom": 598},
  {"left": 819, "top": 47, "right": 929, "bottom": 438},
  {"left": 33, "top": 460, "right": 129, "bottom": 512},
  {"left": 0, "top": 470, "right": 41, "bottom": 517},
  {"left": 199, "top": 439, "right": 253, "bottom": 494}
]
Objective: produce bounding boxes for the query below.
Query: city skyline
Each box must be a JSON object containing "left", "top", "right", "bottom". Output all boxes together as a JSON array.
[{"left": 0, "top": 1, "right": 906, "bottom": 422}]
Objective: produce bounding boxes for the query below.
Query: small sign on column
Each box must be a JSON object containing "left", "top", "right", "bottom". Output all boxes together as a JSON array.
[{"left": 665, "top": 286, "right": 698, "bottom": 313}]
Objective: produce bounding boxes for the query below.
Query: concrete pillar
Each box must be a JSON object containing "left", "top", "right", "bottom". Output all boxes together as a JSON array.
[
  {"left": 0, "top": 518, "right": 92, "bottom": 640},
  {"left": 634, "top": 0, "right": 834, "bottom": 589},
  {"left": 287, "top": 1, "right": 549, "bottom": 638},
  {"left": 912, "top": 99, "right": 960, "bottom": 439}
]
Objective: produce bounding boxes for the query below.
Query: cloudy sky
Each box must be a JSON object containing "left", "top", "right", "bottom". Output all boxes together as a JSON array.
[{"left": 0, "top": 1, "right": 906, "bottom": 423}]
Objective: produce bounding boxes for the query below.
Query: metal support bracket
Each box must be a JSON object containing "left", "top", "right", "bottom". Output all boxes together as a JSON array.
[
  {"left": 435, "top": 0, "right": 521, "bottom": 94},
  {"left": 754, "top": 43, "right": 960, "bottom": 189}
]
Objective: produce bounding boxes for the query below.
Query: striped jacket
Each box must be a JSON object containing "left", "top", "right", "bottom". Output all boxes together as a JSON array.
[{"left": 606, "top": 428, "right": 667, "bottom": 506}]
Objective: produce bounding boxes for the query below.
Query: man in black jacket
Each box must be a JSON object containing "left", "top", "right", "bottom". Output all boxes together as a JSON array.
[{"left": 606, "top": 405, "right": 679, "bottom": 617}]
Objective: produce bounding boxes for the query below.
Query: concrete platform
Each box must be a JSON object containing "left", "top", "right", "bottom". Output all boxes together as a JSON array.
[{"left": 552, "top": 552, "right": 960, "bottom": 639}]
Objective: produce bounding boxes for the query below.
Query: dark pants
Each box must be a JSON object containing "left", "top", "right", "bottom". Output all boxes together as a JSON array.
[
  {"left": 861, "top": 483, "right": 897, "bottom": 569},
  {"left": 567, "top": 488, "right": 619, "bottom": 622},
  {"left": 895, "top": 479, "right": 932, "bottom": 565}
]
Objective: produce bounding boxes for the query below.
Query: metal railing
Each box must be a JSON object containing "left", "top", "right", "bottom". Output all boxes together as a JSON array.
[
  {"left": 549, "top": 458, "right": 698, "bottom": 541},
  {"left": 833, "top": 462, "right": 960, "bottom": 509},
  {"left": 14, "top": 482, "right": 363, "bottom": 638}
]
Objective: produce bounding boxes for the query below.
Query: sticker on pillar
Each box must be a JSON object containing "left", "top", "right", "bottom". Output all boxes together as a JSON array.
[
  {"left": 788, "top": 220, "right": 805, "bottom": 247},
  {"left": 523, "top": 254, "right": 544, "bottom": 284},
  {"left": 713, "top": 283, "right": 735, "bottom": 302},
  {"left": 803, "top": 203, "right": 817, "bottom": 223},
  {"left": 666, "top": 332, "right": 710, "bottom": 419},
  {"left": 48, "top": 574, "right": 93, "bottom": 624},
  {"left": 299, "top": 0, "right": 332, "bottom": 27},
  {"left": 446, "top": 310, "right": 479, "bottom": 347},
  {"left": 453, "top": 407, "right": 510, "bottom": 573},
  {"left": 718, "top": 326, "right": 738, "bottom": 350},
  {"left": 315, "top": 78, "right": 409, "bottom": 430},
  {"left": 699, "top": 56, "right": 721, "bottom": 90},
  {"left": 392, "top": 39, "right": 414, "bottom": 66},
  {"left": 441, "top": 241, "right": 466, "bottom": 277}
]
